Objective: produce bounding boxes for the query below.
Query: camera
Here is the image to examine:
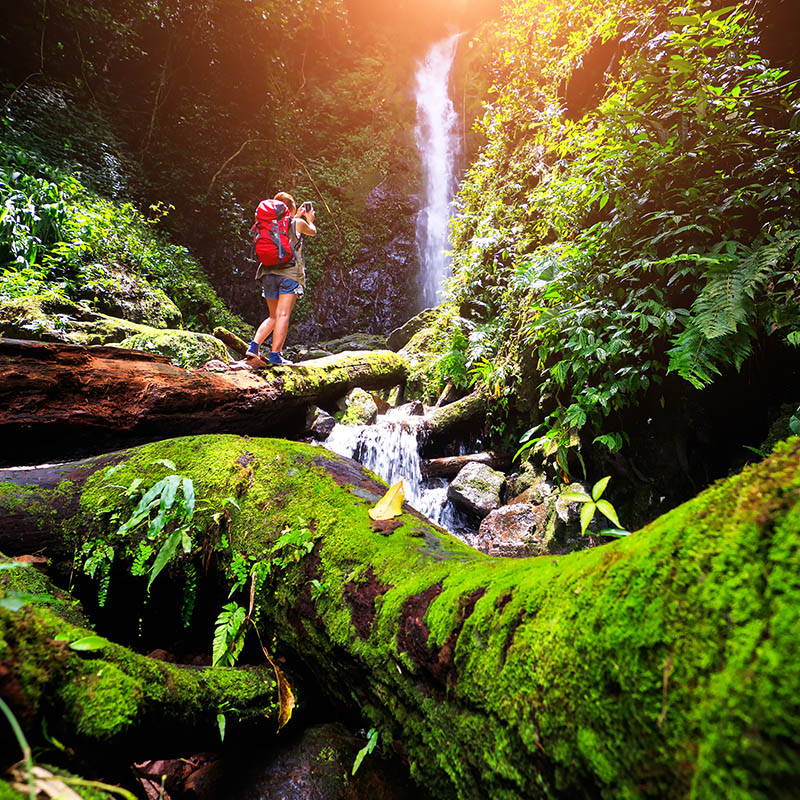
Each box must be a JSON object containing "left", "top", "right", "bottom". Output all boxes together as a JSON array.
[{"left": 301, "top": 201, "right": 314, "bottom": 215}]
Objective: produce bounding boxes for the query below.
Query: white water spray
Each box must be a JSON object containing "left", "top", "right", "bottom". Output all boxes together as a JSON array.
[
  {"left": 323, "top": 409, "right": 462, "bottom": 531},
  {"left": 415, "top": 33, "right": 462, "bottom": 308}
]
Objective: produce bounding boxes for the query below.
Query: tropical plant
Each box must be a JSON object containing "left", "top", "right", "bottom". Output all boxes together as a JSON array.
[{"left": 560, "top": 477, "right": 628, "bottom": 537}]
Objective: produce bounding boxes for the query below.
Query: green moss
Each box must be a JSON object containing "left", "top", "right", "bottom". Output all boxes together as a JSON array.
[
  {"left": 15, "top": 433, "right": 800, "bottom": 797},
  {"left": 118, "top": 328, "right": 231, "bottom": 368},
  {"left": 0, "top": 604, "right": 278, "bottom": 745}
]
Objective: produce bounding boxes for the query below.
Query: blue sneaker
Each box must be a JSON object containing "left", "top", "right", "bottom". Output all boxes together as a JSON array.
[
  {"left": 245, "top": 341, "right": 260, "bottom": 358},
  {"left": 268, "top": 352, "right": 293, "bottom": 365}
]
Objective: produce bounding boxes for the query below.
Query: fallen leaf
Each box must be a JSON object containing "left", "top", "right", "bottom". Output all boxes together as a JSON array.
[{"left": 368, "top": 479, "right": 405, "bottom": 521}]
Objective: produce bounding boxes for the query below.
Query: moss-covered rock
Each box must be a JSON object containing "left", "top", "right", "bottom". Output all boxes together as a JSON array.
[
  {"left": 117, "top": 328, "right": 231, "bottom": 368},
  {"left": 0, "top": 603, "right": 278, "bottom": 748},
  {"left": 339, "top": 388, "right": 379, "bottom": 426},
  {"left": 0, "top": 295, "right": 160, "bottom": 346}
]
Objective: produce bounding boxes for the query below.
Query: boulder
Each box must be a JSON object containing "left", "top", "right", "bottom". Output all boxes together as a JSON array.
[
  {"left": 322, "top": 333, "right": 388, "bottom": 353},
  {"left": 475, "top": 503, "right": 549, "bottom": 557},
  {"left": 340, "top": 388, "right": 379, "bottom": 426},
  {"left": 118, "top": 329, "right": 231, "bottom": 369},
  {"left": 387, "top": 307, "right": 438, "bottom": 352},
  {"left": 0, "top": 294, "right": 164, "bottom": 346},
  {"left": 84, "top": 259, "right": 183, "bottom": 328},
  {"left": 306, "top": 407, "right": 336, "bottom": 441},
  {"left": 447, "top": 461, "right": 506, "bottom": 518}
]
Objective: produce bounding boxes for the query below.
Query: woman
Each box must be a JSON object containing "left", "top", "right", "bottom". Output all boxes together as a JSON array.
[{"left": 246, "top": 191, "right": 316, "bottom": 365}]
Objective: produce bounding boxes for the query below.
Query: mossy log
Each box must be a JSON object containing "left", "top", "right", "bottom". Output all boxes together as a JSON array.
[
  {"left": 1, "top": 434, "right": 799, "bottom": 798},
  {"left": 0, "top": 338, "right": 407, "bottom": 466},
  {"left": 421, "top": 390, "right": 486, "bottom": 446},
  {"left": 0, "top": 562, "right": 279, "bottom": 759}
]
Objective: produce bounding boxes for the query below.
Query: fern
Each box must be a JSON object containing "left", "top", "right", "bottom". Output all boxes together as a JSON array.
[
  {"left": 212, "top": 602, "right": 248, "bottom": 667},
  {"left": 668, "top": 231, "right": 800, "bottom": 387}
]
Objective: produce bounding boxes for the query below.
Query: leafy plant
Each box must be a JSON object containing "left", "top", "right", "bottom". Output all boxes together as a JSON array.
[
  {"left": 352, "top": 727, "right": 379, "bottom": 776},
  {"left": 560, "top": 477, "right": 627, "bottom": 537},
  {"left": 212, "top": 602, "right": 248, "bottom": 667}
]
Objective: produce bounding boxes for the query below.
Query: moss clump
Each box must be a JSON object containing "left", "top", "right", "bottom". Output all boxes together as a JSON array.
[{"left": 118, "top": 328, "right": 231, "bottom": 368}]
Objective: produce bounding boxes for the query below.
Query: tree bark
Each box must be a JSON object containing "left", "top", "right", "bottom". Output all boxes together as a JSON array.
[
  {"left": 2, "top": 434, "right": 798, "bottom": 798},
  {"left": 420, "top": 390, "right": 486, "bottom": 448},
  {"left": 420, "top": 452, "right": 508, "bottom": 478},
  {"left": 0, "top": 338, "right": 406, "bottom": 466}
]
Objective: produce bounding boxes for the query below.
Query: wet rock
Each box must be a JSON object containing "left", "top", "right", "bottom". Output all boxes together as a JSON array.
[
  {"left": 85, "top": 259, "right": 183, "bottom": 328},
  {"left": 307, "top": 406, "right": 337, "bottom": 440},
  {"left": 0, "top": 294, "right": 168, "bottom": 346},
  {"left": 340, "top": 388, "right": 379, "bottom": 426},
  {"left": 322, "top": 333, "right": 388, "bottom": 353},
  {"left": 447, "top": 462, "right": 506, "bottom": 519},
  {"left": 388, "top": 307, "right": 438, "bottom": 351},
  {"left": 118, "top": 329, "right": 231, "bottom": 369},
  {"left": 475, "top": 503, "right": 549, "bottom": 557},
  {"left": 234, "top": 722, "right": 419, "bottom": 800}
]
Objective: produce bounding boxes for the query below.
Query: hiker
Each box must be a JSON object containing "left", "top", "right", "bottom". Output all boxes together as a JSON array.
[{"left": 246, "top": 191, "right": 316, "bottom": 365}]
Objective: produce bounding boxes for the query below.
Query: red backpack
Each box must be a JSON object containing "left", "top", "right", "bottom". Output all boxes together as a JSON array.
[{"left": 251, "top": 199, "right": 295, "bottom": 271}]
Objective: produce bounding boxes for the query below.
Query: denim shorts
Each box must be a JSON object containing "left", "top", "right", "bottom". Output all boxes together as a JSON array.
[{"left": 261, "top": 274, "right": 304, "bottom": 300}]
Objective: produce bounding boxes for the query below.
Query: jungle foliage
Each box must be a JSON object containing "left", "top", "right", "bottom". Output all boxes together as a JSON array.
[
  {"left": 0, "top": 137, "right": 248, "bottom": 336},
  {"left": 440, "top": 0, "right": 800, "bottom": 460}
]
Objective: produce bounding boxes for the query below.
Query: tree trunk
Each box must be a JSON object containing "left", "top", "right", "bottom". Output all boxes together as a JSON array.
[
  {"left": 0, "top": 338, "right": 406, "bottom": 466},
  {"left": 420, "top": 390, "right": 486, "bottom": 448},
  {"left": 2, "top": 434, "right": 798, "bottom": 798},
  {"left": 420, "top": 452, "right": 508, "bottom": 478},
  {"left": 0, "top": 560, "right": 279, "bottom": 758}
]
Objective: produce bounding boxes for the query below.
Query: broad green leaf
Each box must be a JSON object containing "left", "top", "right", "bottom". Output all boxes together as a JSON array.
[
  {"left": 669, "top": 14, "right": 700, "bottom": 26},
  {"left": 147, "top": 529, "right": 182, "bottom": 591},
  {"left": 579, "top": 502, "right": 596, "bottom": 536},
  {"left": 560, "top": 491, "right": 591, "bottom": 504},
  {"left": 790, "top": 414, "right": 800, "bottom": 436},
  {"left": 591, "top": 476, "right": 611, "bottom": 501},
  {"left": 599, "top": 528, "right": 631, "bottom": 538},
  {"left": 182, "top": 477, "right": 196, "bottom": 516},
  {"left": 69, "top": 635, "right": 107, "bottom": 652},
  {"left": 596, "top": 499, "right": 622, "bottom": 528},
  {"left": 160, "top": 474, "right": 181, "bottom": 510},
  {"left": 151, "top": 459, "right": 176, "bottom": 470},
  {"left": 217, "top": 712, "right": 226, "bottom": 742}
]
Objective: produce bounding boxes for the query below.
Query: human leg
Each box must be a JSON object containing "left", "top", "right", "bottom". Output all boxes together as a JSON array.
[{"left": 270, "top": 292, "right": 297, "bottom": 353}]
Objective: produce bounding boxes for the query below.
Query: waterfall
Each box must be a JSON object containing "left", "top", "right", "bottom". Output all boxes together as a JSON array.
[
  {"left": 323, "top": 408, "right": 463, "bottom": 531},
  {"left": 415, "top": 33, "right": 462, "bottom": 309}
]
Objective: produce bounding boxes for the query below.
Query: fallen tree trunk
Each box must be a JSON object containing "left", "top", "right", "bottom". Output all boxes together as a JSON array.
[
  {"left": 0, "top": 557, "right": 279, "bottom": 759},
  {"left": 420, "top": 452, "right": 508, "bottom": 478},
  {"left": 1, "top": 434, "right": 798, "bottom": 798},
  {"left": 420, "top": 390, "right": 486, "bottom": 447},
  {"left": 0, "top": 338, "right": 406, "bottom": 466}
]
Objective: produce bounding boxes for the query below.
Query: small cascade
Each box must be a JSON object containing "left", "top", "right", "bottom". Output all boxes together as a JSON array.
[
  {"left": 323, "top": 408, "right": 462, "bottom": 531},
  {"left": 414, "top": 33, "right": 462, "bottom": 308}
]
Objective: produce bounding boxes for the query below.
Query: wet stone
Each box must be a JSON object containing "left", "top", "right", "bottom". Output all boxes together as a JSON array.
[
  {"left": 475, "top": 503, "right": 549, "bottom": 557},
  {"left": 447, "top": 462, "right": 506, "bottom": 519}
]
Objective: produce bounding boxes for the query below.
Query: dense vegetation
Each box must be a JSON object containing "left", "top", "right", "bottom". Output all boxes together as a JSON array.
[{"left": 424, "top": 0, "right": 800, "bottom": 477}]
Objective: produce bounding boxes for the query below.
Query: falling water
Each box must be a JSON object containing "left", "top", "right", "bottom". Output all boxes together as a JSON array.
[
  {"left": 323, "top": 408, "right": 463, "bottom": 531},
  {"left": 415, "top": 33, "right": 462, "bottom": 308}
]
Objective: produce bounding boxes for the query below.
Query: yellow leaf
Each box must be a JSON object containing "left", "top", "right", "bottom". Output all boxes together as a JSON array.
[
  {"left": 275, "top": 663, "right": 296, "bottom": 731},
  {"left": 368, "top": 479, "right": 405, "bottom": 521}
]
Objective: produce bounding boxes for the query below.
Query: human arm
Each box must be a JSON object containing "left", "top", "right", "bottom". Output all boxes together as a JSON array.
[{"left": 294, "top": 204, "right": 317, "bottom": 236}]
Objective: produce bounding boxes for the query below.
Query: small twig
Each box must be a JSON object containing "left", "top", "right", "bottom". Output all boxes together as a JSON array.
[
  {"left": 206, "top": 137, "right": 267, "bottom": 197},
  {"left": 288, "top": 151, "right": 345, "bottom": 247}
]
